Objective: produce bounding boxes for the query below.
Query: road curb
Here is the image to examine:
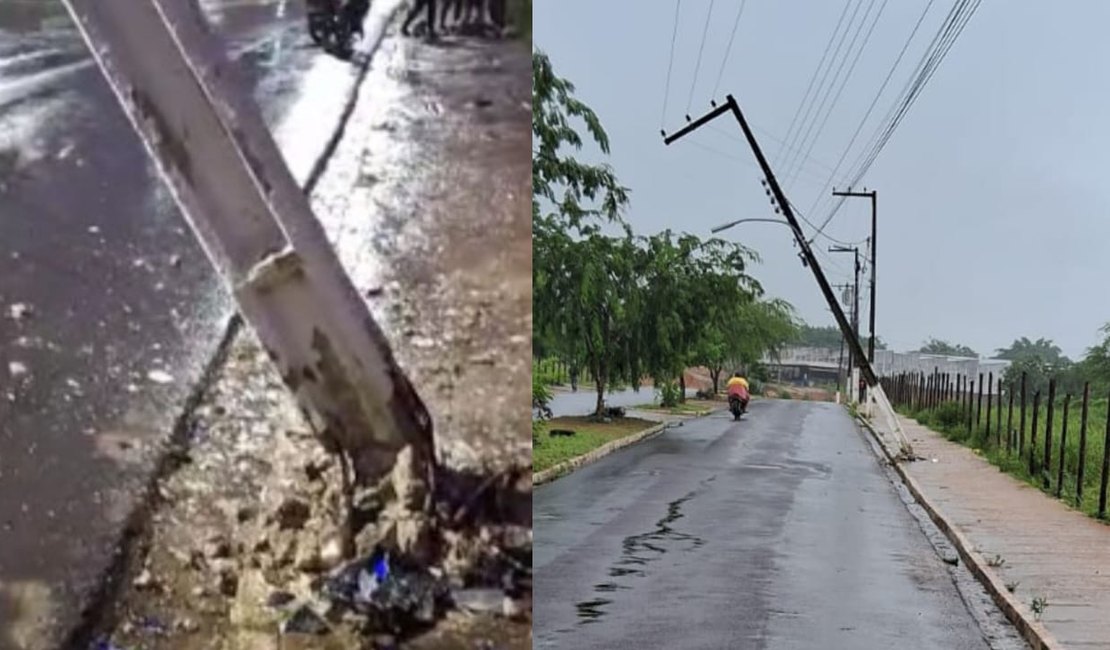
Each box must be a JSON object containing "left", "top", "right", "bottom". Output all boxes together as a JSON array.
[
  {"left": 632, "top": 406, "right": 719, "bottom": 419},
  {"left": 854, "top": 414, "right": 1063, "bottom": 650},
  {"left": 534, "top": 422, "right": 669, "bottom": 487}
]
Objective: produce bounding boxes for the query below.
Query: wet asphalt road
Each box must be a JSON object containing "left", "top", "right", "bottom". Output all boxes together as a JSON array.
[
  {"left": 534, "top": 400, "right": 1010, "bottom": 649},
  {"left": 0, "top": 0, "right": 378, "bottom": 642}
]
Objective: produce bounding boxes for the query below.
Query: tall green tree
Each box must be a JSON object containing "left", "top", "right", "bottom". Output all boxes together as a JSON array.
[
  {"left": 995, "top": 337, "right": 1069, "bottom": 364},
  {"left": 532, "top": 49, "right": 637, "bottom": 414},
  {"left": 532, "top": 49, "right": 629, "bottom": 237},
  {"left": 797, "top": 323, "right": 885, "bottom": 350},
  {"left": 919, "top": 338, "right": 978, "bottom": 358},
  {"left": 542, "top": 233, "right": 644, "bottom": 415},
  {"left": 1082, "top": 325, "right": 1110, "bottom": 395},
  {"left": 997, "top": 337, "right": 1075, "bottom": 397},
  {"left": 636, "top": 231, "right": 762, "bottom": 399},
  {"left": 696, "top": 298, "right": 799, "bottom": 394}
]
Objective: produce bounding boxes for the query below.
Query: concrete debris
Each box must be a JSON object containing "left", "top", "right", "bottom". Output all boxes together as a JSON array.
[
  {"left": 147, "top": 369, "right": 174, "bottom": 384},
  {"left": 7, "top": 302, "right": 33, "bottom": 321},
  {"left": 273, "top": 496, "right": 312, "bottom": 530},
  {"left": 280, "top": 604, "right": 329, "bottom": 635}
]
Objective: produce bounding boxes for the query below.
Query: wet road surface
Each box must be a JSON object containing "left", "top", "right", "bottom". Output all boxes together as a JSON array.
[
  {"left": 534, "top": 399, "right": 1025, "bottom": 649},
  {"left": 0, "top": 0, "right": 384, "bottom": 645}
]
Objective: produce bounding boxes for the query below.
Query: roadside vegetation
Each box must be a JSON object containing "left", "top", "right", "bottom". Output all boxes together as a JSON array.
[
  {"left": 900, "top": 332, "right": 1110, "bottom": 519},
  {"left": 533, "top": 416, "right": 657, "bottom": 473}
]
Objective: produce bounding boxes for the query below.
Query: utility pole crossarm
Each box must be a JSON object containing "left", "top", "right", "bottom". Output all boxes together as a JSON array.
[
  {"left": 661, "top": 95, "right": 878, "bottom": 386},
  {"left": 662, "top": 102, "right": 732, "bottom": 145}
]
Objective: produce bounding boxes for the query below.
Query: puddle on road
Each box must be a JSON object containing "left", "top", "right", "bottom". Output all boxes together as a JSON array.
[{"left": 573, "top": 485, "right": 709, "bottom": 625}]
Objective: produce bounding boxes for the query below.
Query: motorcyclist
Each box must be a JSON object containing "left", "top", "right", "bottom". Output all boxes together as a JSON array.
[{"left": 726, "top": 371, "right": 750, "bottom": 414}]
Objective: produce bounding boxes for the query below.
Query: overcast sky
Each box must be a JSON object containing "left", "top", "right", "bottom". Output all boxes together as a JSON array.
[{"left": 534, "top": 0, "right": 1110, "bottom": 360}]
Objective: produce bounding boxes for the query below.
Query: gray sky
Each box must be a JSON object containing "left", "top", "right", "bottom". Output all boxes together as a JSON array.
[{"left": 534, "top": 0, "right": 1110, "bottom": 360}]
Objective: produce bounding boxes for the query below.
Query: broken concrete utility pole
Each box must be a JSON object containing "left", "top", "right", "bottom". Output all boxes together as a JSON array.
[
  {"left": 59, "top": 0, "right": 434, "bottom": 489},
  {"left": 662, "top": 94, "right": 914, "bottom": 457},
  {"left": 662, "top": 95, "right": 875, "bottom": 387}
]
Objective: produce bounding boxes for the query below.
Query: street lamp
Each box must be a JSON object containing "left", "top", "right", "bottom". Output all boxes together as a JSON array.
[
  {"left": 710, "top": 217, "right": 810, "bottom": 267},
  {"left": 710, "top": 217, "right": 793, "bottom": 234}
]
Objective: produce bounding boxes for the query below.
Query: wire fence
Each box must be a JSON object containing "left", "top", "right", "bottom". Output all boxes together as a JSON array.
[{"left": 884, "top": 369, "right": 1110, "bottom": 518}]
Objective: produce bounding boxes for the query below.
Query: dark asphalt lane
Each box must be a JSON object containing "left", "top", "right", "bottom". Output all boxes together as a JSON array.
[
  {"left": 534, "top": 399, "right": 1014, "bottom": 649},
  {"left": 0, "top": 0, "right": 374, "bottom": 644}
]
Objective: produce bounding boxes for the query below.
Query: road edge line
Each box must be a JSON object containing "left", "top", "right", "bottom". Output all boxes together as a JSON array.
[
  {"left": 533, "top": 422, "right": 668, "bottom": 487},
  {"left": 64, "top": 11, "right": 403, "bottom": 647},
  {"left": 854, "top": 413, "right": 1063, "bottom": 650}
]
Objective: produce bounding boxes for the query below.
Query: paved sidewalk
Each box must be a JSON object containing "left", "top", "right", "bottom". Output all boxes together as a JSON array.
[{"left": 899, "top": 415, "right": 1110, "bottom": 648}]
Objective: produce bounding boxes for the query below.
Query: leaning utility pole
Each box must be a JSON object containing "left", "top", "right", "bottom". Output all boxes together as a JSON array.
[
  {"left": 662, "top": 95, "right": 877, "bottom": 386},
  {"left": 59, "top": 0, "right": 435, "bottom": 491},
  {"left": 833, "top": 188, "right": 877, "bottom": 363}
]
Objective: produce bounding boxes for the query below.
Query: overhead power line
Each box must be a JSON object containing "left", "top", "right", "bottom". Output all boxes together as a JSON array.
[
  {"left": 783, "top": 0, "right": 890, "bottom": 190},
  {"left": 811, "top": 0, "right": 983, "bottom": 237},
  {"left": 711, "top": 0, "right": 749, "bottom": 99},
  {"left": 779, "top": 0, "right": 867, "bottom": 171},
  {"left": 661, "top": 0, "right": 683, "bottom": 128},
  {"left": 804, "top": 0, "right": 937, "bottom": 217},
  {"left": 687, "top": 0, "right": 717, "bottom": 114},
  {"left": 775, "top": 0, "right": 855, "bottom": 168}
]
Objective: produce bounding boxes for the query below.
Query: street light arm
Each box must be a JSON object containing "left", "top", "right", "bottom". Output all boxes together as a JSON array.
[{"left": 710, "top": 217, "right": 795, "bottom": 235}]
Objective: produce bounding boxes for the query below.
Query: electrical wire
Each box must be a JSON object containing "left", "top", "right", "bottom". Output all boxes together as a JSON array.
[
  {"left": 711, "top": 0, "right": 748, "bottom": 99},
  {"left": 812, "top": 0, "right": 982, "bottom": 236},
  {"left": 708, "top": 123, "right": 841, "bottom": 179},
  {"left": 687, "top": 0, "right": 717, "bottom": 114},
  {"left": 846, "top": 0, "right": 976, "bottom": 187},
  {"left": 780, "top": 0, "right": 866, "bottom": 170},
  {"left": 804, "top": 0, "right": 936, "bottom": 217},
  {"left": 661, "top": 0, "right": 683, "bottom": 128},
  {"left": 784, "top": 0, "right": 890, "bottom": 189},
  {"left": 775, "top": 0, "right": 855, "bottom": 167},
  {"left": 684, "top": 137, "right": 832, "bottom": 189}
]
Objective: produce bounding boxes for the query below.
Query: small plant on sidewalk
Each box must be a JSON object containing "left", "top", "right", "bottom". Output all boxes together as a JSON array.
[
  {"left": 986, "top": 554, "right": 1006, "bottom": 568},
  {"left": 1031, "top": 595, "right": 1049, "bottom": 620},
  {"left": 1005, "top": 580, "right": 1020, "bottom": 593}
]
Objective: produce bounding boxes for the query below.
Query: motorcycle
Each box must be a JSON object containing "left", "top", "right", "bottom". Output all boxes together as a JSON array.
[
  {"left": 306, "top": 0, "right": 369, "bottom": 59},
  {"left": 728, "top": 393, "right": 749, "bottom": 421}
]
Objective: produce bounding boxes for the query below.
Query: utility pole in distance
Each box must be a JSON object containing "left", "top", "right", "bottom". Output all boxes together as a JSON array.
[
  {"left": 833, "top": 282, "right": 852, "bottom": 394},
  {"left": 829, "top": 245, "right": 861, "bottom": 347},
  {"left": 833, "top": 188, "right": 877, "bottom": 364},
  {"left": 662, "top": 95, "right": 878, "bottom": 386},
  {"left": 830, "top": 246, "right": 860, "bottom": 397}
]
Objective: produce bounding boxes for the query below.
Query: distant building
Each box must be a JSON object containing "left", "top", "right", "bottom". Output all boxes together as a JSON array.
[{"left": 763, "top": 346, "right": 1011, "bottom": 393}]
